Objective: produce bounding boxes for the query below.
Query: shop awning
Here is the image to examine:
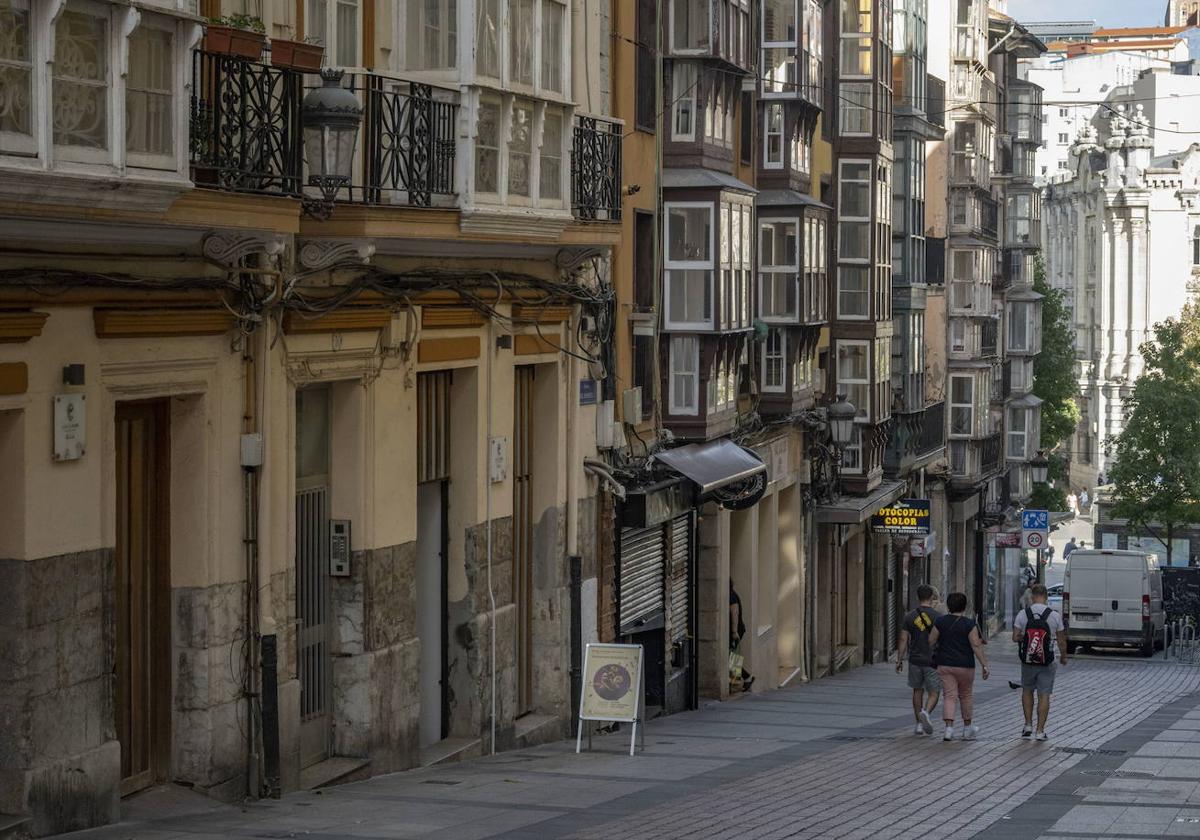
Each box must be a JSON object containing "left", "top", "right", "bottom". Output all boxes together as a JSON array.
[
  {"left": 815, "top": 480, "right": 907, "bottom": 525},
  {"left": 653, "top": 440, "right": 767, "bottom": 495}
]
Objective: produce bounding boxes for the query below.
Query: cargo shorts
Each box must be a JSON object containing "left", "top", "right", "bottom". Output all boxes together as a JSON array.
[
  {"left": 907, "top": 663, "right": 941, "bottom": 693},
  {"left": 1021, "top": 662, "right": 1057, "bottom": 694}
]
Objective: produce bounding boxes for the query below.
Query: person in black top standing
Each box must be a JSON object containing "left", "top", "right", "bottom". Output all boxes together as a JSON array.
[
  {"left": 896, "top": 584, "right": 942, "bottom": 735},
  {"left": 928, "top": 592, "right": 990, "bottom": 741}
]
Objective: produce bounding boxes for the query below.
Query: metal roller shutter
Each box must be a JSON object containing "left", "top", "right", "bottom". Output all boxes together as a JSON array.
[
  {"left": 668, "top": 515, "right": 692, "bottom": 642},
  {"left": 619, "top": 526, "right": 665, "bottom": 633}
]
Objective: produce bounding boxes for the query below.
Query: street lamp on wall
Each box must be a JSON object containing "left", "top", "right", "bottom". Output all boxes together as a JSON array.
[
  {"left": 827, "top": 393, "right": 857, "bottom": 449},
  {"left": 803, "top": 394, "right": 857, "bottom": 505},
  {"left": 301, "top": 69, "right": 363, "bottom": 220}
]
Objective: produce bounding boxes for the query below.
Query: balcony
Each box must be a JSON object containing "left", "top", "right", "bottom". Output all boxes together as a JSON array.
[
  {"left": 190, "top": 52, "right": 622, "bottom": 222},
  {"left": 884, "top": 400, "right": 946, "bottom": 477},
  {"left": 981, "top": 318, "right": 998, "bottom": 357},
  {"left": 573, "top": 116, "right": 623, "bottom": 222},
  {"left": 950, "top": 152, "right": 990, "bottom": 190},
  {"left": 926, "top": 237, "right": 946, "bottom": 285},
  {"left": 981, "top": 196, "right": 999, "bottom": 239},
  {"left": 991, "top": 360, "right": 1012, "bottom": 402},
  {"left": 981, "top": 432, "right": 1003, "bottom": 475},
  {"left": 927, "top": 75, "right": 947, "bottom": 128},
  {"left": 980, "top": 77, "right": 999, "bottom": 126},
  {"left": 950, "top": 432, "right": 1004, "bottom": 485}
]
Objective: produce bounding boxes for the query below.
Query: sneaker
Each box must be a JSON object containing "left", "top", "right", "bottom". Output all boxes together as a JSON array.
[
  {"left": 914, "top": 723, "right": 924, "bottom": 736},
  {"left": 963, "top": 725, "right": 979, "bottom": 741},
  {"left": 943, "top": 726, "right": 956, "bottom": 741},
  {"left": 919, "top": 709, "right": 934, "bottom": 735},
  {"left": 1035, "top": 731, "right": 1048, "bottom": 742},
  {"left": 1022, "top": 725, "right": 1033, "bottom": 738}
]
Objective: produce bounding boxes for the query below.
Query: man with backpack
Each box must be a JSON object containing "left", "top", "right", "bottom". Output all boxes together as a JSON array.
[
  {"left": 896, "top": 585, "right": 941, "bottom": 735},
  {"left": 1011, "top": 583, "right": 1068, "bottom": 741}
]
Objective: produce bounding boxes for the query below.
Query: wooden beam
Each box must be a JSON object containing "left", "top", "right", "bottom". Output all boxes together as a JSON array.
[
  {"left": 421, "top": 307, "right": 486, "bottom": 329},
  {"left": 511, "top": 304, "right": 574, "bottom": 324},
  {"left": 418, "top": 337, "right": 480, "bottom": 363},
  {"left": 282, "top": 309, "right": 393, "bottom": 334},
  {"left": 94, "top": 308, "right": 234, "bottom": 338},
  {"left": 515, "top": 334, "right": 560, "bottom": 356},
  {"left": 0, "top": 310, "right": 49, "bottom": 343},
  {"left": 0, "top": 362, "right": 27, "bottom": 395}
]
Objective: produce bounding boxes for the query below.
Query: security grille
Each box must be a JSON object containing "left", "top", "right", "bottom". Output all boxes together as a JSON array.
[
  {"left": 619, "top": 526, "right": 666, "bottom": 633},
  {"left": 668, "top": 515, "right": 692, "bottom": 642},
  {"left": 417, "top": 371, "right": 452, "bottom": 483}
]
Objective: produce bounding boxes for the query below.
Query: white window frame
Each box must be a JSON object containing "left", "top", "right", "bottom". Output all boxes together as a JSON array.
[
  {"left": 1007, "top": 405, "right": 1029, "bottom": 460},
  {"left": 538, "top": 0, "right": 568, "bottom": 96},
  {"left": 472, "top": 95, "right": 567, "bottom": 209},
  {"left": 837, "top": 158, "right": 871, "bottom": 320},
  {"left": 763, "top": 328, "right": 787, "bottom": 393},
  {"left": 0, "top": 0, "right": 38, "bottom": 157},
  {"left": 125, "top": 14, "right": 177, "bottom": 171},
  {"left": 949, "top": 373, "right": 975, "bottom": 438},
  {"left": 402, "top": 0, "right": 459, "bottom": 73},
  {"left": 836, "top": 339, "right": 870, "bottom": 422},
  {"left": 672, "top": 62, "right": 698, "bottom": 141},
  {"left": 839, "top": 81, "right": 872, "bottom": 136},
  {"left": 664, "top": 201, "right": 715, "bottom": 330},
  {"left": 1007, "top": 300, "right": 1036, "bottom": 352},
  {"left": 669, "top": 336, "right": 700, "bottom": 415},
  {"left": 764, "top": 102, "right": 784, "bottom": 168},
  {"left": 759, "top": 218, "right": 798, "bottom": 322},
  {"left": 670, "top": 0, "right": 712, "bottom": 54},
  {"left": 840, "top": 424, "right": 863, "bottom": 474},
  {"left": 52, "top": 1, "right": 119, "bottom": 166},
  {"left": 307, "top": 0, "right": 362, "bottom": 68}
]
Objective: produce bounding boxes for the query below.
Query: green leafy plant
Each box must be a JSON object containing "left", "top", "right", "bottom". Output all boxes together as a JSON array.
[
  {"left": 1032, "top": 254, "right": 1081, "bottom": 452},
  {"left": 1107, "top": 306, "right": 1200, "bottom": 564},
  {"left": 208, "top": 14, "right": 266, "bottom": 33}
]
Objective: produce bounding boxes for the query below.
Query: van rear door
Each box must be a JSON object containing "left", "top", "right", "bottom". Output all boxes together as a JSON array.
[
  {"left": 1067, "top": 552, "right": 1108, "bottom": 628},
  {"left": 1106, "top": 555, "right": 1148, "bottom": 635}
]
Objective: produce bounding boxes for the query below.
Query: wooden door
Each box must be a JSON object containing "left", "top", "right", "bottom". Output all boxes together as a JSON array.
[{"left": 115, "top": 400, "right": 171, "bottom": 796}]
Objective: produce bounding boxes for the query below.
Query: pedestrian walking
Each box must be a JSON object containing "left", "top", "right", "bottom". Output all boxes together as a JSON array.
[
  {"left": 1063, "top": 537, "right": 1078, "bottom": 561},
  {"left": 1067, "top": 492, "right": 1079, "bottom": 516},
  {"left": 896, "top": 584, "right": 942, "bottom": 736},
  {"left": 928, "top": 592, "right": 990, "bottom": 741},
  {"left": 1046, "top": 543, "right": 1056, "bottom": 567},
  {"left": 1080, "top": 489, "right": 1090, "bottom": 512},
  {"left": 1013, "top": 583, "right": 1068, "bottom": 741}
]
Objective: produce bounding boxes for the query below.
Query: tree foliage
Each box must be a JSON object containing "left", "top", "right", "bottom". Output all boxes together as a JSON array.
[
  {"left": 1108, "top": 307, "right": 1200, "bottom": 562},
  {"left": 1032, "top": 256, "right": 1081, "bottom": 451}
]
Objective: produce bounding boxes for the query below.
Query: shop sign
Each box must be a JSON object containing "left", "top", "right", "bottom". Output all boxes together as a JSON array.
[
  {"left": 871, "top": 498, "right": 931, "bottom": 535},
  {"left": 995, "top": 532, "right": 1022, "bottom": 548},
  {"left": 577, "top": 643, "right": 644, "bottom": 757}
]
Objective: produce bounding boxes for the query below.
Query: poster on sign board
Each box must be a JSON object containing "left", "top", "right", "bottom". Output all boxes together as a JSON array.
[
  {"left": 871, "top": 499, "right": 931, "bottom": 535},
  {"left": 577, "top": 643, "right": 644, "bottom": 756}
]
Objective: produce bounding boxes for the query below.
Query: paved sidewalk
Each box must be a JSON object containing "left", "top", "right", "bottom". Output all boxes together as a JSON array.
[{"left": 67, "top": 653, "right": 1200, "bottom": 840}]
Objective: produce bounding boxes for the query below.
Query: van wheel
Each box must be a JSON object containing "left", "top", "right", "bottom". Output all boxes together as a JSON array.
[{"left": 1141, "top": 635, "right": 1155, "bottom": 657}]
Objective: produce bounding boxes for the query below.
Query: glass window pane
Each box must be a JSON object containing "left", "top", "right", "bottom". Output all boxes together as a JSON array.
[
  {"left": 336, "top": 0, "right": 359, "bottom": 65},
  {"left": 475, "top": 100, "right": 500, "bottom": 192},
  {"left": 307, "top": 0, "right": 328, "bottom": 49},
  {"left": 510, "top": 0, "right": 534, "bottom": 85},
  {"left": 541, "top": 2, "right": 564, "bottom": 92},
  {"left": 53, "top": 11, "right": 109, "bottom": 150},
  {"left": 407, "top": 0, "right": 458, "bottom": 70},
  {"left": 126, "top": 26, "right": 173, "bottom": 160},
  {"left": 476, "top": 0, "right": 500, "bottom": 75},
  {"left": 509, "top": 101, "right": 533, "bottom": 196},
  {"left": 763, "top": 0, "right": 796, "bottom": 42},
  {"left": 540, "top": 109, "right": 562, "bottom": 199},
  {"left": 668, "top": 205, "right": 712, "bottom": 263},
  {"left": 0, "top": 1, "right": 33, "bottom": 146}
]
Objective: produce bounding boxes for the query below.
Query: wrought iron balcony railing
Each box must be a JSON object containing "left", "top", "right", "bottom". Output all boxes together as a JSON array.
[
  {"left": 981, "top": 318, "right": 998, "bottom": 357},
  {"left": 981, "top": 432, "right": 1003, "bottom": 475},
  {"left": 981, "top": 196, "right": 999, "bottom": 239},
  {"left": 572, "top": 115, "right": 622, "bottom": 222},
  {"left": 190, "top": 51, "right": 303, "bottom": 197},
  {"left": 884, "top": 400, "right": 946, "bottom": 477}
]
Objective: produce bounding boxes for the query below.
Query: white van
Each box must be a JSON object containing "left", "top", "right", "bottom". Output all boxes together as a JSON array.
[{"left": 1063, "top": 549, "right": 1166, "bottom": 656}]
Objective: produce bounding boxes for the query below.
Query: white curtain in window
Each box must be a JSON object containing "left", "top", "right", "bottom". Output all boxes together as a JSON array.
[
  {"left": 540, "top": 108, "right": 562, "bottom": 199},
  {"left": 476, "top": 0, "right": 500, "bottom": 76},
  {"left": 510, "top": 0, "right": 535, "bottom": 85},
  {"left": 53, "top": 10, "right": 109, "bottom": 151},
  {"left": 541, "top": 1, "right": 564, "bottom": 92},
  {"left": 126, "top": 26, "right": 173, "bottom": 161},
  {"left": 335, "top": 0, "right": 359, "bottom": 66},
  {"left": 509, "top": 100, "right": 533, "bottom": 196}
]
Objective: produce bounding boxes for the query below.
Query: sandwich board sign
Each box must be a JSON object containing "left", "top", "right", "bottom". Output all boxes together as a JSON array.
[{"left": 576, "top": 643, "right": 644, "bottom": 756}]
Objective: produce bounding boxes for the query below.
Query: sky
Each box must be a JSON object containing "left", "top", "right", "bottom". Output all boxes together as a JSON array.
[{"left": 1006, "top": 0, "right": 1165, "bottom": 28}]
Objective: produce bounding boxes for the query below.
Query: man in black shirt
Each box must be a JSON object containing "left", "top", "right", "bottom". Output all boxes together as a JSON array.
[{"left": 897, "top": 584, "right": 942, "bottom": 735}]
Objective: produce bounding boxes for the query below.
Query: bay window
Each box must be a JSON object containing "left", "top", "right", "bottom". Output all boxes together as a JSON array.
[
  {"left": 670, "top": 336, "right": 700, "bottom": 415},
  {"left": 760, "top": 219, "right": 798, "bottom": 321},
  {"left": 672, "top": 0, "right": 711, "bottom": 52},
  {"left": 839, "top": 82, "right": 871, "bottom": 135},
  {"left": 763, "top": 48, "right": 797, "bottom": 95},
  {"left": 841, "top": 425, "right": 863, "bottom": 473},
  {"left": 763, "top": 329, "right": 787, "bottom": 393},
  {"left": 949, "top": 374, "right": 975, "bottom": 437},
  {"left": 1, "top": 0, "right": 35, "bottom": 155},
  {"left": 406, "top": 0, "right": 458, "bottom": 71},
  {"left": 672, "top": 63, "right": 697, "bottom": 140},
  {"left": 1007, "top": 405, "right": 1033, "bottom": 460},
  {"left": 791, "top": 126, "right": 810, "bottom": 174},
  {"left": 307, "top": 0, "right": 360, "bottom": 67},
  {"left": 476, "top": 0, "right": 501, "bottom": 76},
  {"left": 475, "top": 0, "right": 567, "bottom": 91},
  {"left": 837, "top": 267, "right": 868, "bottom": 319},
  {"left": 510, "top": 0, "right": 535, "bottom": 86},
  {"left": 837, "top": 160, "right": 871, "bottom": 319},
  {"left": 803, "top": 215, "right": 828, "bottom": 321},
  {"left": 126, "top": 23, "right": 173, "bottom": 167},
  {"left": 764, "top": 104, "right": 784, "bottom": 168},
  {"left": 764, "top": 0, "right": 796, "bottom": 41},
  {"left": 836, "top": 340, "right": 870, "bottom": 421},
  {"left": 718, "top": 200, "right": 752, "bottom": 329},
  {"left": 53, "top": 8, "right": 109, "bottom": 160},
  {"left": 474, "top": 97, "right": 567, "bottom": 205},
  {"left": 1007, "top": 300, "right": 1040, "bottom": 353},
  {"left": 665, "top": 202, "right": 714, "bottom": 328},
  {"left": 802, "top": 0, "right": 823, "bottom": 102}
]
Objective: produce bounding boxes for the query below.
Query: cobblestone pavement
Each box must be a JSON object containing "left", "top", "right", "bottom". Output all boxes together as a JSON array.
[{"left": 68, "top": 651, "right": 1200, "bottom": 840}]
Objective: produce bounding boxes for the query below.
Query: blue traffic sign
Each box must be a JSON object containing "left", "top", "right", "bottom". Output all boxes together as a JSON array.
[{"left": 1021, "top": 509, "right": 1049, "bottom": 531}]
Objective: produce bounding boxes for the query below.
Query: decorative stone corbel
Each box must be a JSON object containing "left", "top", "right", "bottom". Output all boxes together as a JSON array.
[
  {"left": 297, "top": 239, "right": 376, "bottom": 271},
  {"left": 202, "top": 232, "right": 289, "bottom": 268}
]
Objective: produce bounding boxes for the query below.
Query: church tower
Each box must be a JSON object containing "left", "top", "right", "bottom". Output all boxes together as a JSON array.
[{"left": 1166, "top": 0, "right": 1200, "bottom": 27}]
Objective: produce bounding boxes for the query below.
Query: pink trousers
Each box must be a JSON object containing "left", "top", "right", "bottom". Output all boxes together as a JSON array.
[{"left": 937, "top": 665, "right": 976, "bottom": 723}]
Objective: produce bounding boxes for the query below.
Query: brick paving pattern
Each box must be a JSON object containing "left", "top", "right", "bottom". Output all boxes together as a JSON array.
[{"left": 69, "top": 653, "right": 1200, "bottom": 840}]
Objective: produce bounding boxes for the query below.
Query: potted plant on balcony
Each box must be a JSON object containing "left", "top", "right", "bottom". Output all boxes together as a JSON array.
[
  {"left": 270, "top": 35, "right": 325, "bottom": 71},
  {"left": 203, "top": 15, "right": 267, "bottom": 61}
]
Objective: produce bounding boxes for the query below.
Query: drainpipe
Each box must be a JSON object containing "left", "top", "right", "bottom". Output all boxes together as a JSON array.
[{"left": 486, "top": 319, "right": 497, "bottom": 756}]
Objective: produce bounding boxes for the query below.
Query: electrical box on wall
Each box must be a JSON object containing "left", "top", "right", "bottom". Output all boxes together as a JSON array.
[
  {"left": 240, "top": 433, "right": 263, "bottom": 468},
  {"left": 489, "top": 437, "right": 508, "bottom": 482},
  {"left": 596, "top": 400, "right": 615, "bottom": 449},
  {"left": 330, "top": 520, "right": 351, "bottom": 577},
  {"left": 621, "top": 387, "right": 643, "bottom": 426}
]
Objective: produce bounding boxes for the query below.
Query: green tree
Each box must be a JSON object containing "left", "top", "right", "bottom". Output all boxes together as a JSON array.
[
  {"left": 1033, "top": 256, "right": 1081, "bottom": 452},
  {"left": 1107, "top": 309, "right": 1200, "bottom": 564}
]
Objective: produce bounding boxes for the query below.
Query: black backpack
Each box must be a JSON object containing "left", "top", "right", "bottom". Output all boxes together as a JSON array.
[{"left": 1019, "top": 606, "right": 1056, "bottom": 666}]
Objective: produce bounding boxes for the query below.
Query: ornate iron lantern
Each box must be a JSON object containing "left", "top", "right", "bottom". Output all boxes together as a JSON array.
[{"left": 301, "top": 69, "right": 363, "bottom": 219}]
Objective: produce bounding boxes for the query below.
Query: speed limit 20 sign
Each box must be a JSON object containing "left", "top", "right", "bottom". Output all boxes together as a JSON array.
[{"left": 1023, "top": 530, "right": 1045, "bottom": 550}]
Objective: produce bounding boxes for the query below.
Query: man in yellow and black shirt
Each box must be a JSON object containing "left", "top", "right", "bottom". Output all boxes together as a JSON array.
[{"left": 896, "top": 584, "right": 942, "bottom": 735}]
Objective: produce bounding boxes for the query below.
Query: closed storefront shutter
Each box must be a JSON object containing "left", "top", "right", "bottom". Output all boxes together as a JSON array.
[
  {"left": 668, "top": 514, "right": 692, "bottom": 642},
  {"left": 619, "top": 526, "right": 665, "bottom": 633}
]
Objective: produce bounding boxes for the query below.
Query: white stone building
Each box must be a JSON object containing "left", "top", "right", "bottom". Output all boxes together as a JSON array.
[{"left": 1042, "top": 108, "right": 1198, "bottom": 489}]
